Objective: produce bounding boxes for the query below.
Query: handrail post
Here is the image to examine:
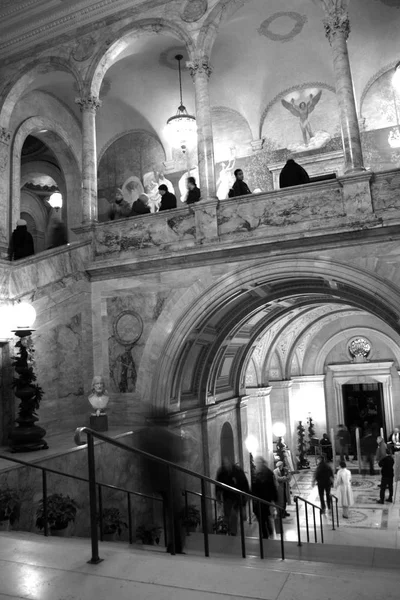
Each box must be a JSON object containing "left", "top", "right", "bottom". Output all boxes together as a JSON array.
[
  {"left": 305, "top": 502, "right": 310, "bottom": 543},
  {"left": 213, "top": 497, "right": 217, "bottom": 527},
  {"left": 42, "top": 470, "right": 48, "bottom": 537},
  {"left": 279, "top": 509, "right": 285, "bottom": 560},
  {"left": 248, "top": 500, "right": 252, "bottom": 525},
  {"left": 167, "top": 466, "right": 175, "bottom": 555},
  {"left": 295, "top": 497, "right": 302, "bottom": 546},
  {"left": 87, "top": 431, "right": 102, "bottom": 564},
  {"left": 320, "top": 510, "right": 324, "bottom": 544},
  {"left": 98, "top": 485, "right": 103, "bottom": 542},
  {"left": 162, "top": 497, "right": 168, "bottom": 548},
  {"left": 184, "top": 490, "right": 189, "bottom": 535},
  {"left": 239, "top": 493, "right": 246, "bottom": 558},
  {"left": 336, "top": 497, "right": 339, "bottom": 528},
  {"left": 127, "top": 492, "right": 133, "bottom": 544},
  {"left": 312, "top": 505, "right": 317, "bottom": 543},
  {"left": 331, "top": 495, "right": 335, "bottom": 530},
  {"left": 200, "top": 479, "right": 209, "bottom": 557},
  {"left": 257, "top": 502, "right": 264, "bottom": 559}
]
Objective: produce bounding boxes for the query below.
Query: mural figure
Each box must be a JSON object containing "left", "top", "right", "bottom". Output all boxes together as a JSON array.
[
  {"left": 281, "top": 90, "right": 322, "bottom": 145},
  {"left": 88, "top": 376, "right": 109, "bottom": 416},
  {"left": 216, "top": 158, "right": 236, "bottom": 200},
  {"left": 115, "top": 346, "right": 137, "bottom": 393},
  {"left": 122, "top": 176, "right": 144, "bottom": 205}
]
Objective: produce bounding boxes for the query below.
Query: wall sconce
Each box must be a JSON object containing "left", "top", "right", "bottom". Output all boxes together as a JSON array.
[{"left": 48, "top": 192, "right": 63, "bottom": 211}]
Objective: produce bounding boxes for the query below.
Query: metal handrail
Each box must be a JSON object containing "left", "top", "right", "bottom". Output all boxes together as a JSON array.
[
  {"left": 330, "top": 493, "right": 339, "bottom": 530},
  {"left": 183, "top": 489, "right": 218, "bottom": 533},
  {"left": 294, "top": 495, "right": 324, "bottom": 546},
  {"left": 0, "top": 452, "right": 166, "bottom": 547},
  {"left": 74, "top": 427, "right": 286, "bottom": 563}
]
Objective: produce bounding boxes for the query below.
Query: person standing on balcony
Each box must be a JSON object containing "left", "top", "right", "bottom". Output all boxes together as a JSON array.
[
  {"left": 8, "top": 219, "right": 35, "bottom": 260},
  {"left": 130, "top": 193, "right": 151, "bottom": 217},
  {"left": 334, "top": 461, "right": 354, "bottom": 519},
  {"left": 108, "top": 188, "right": 131, "bottom": 220},
  {"left": 279, "top": 158, "right": 310, "bottom": 189},
  {"left": 228, "top": 169, "right": 252, "bottom": 198},
  {"left": 377, "top": 449, "right": 394, "bottom": 504},
  {"left": 252, "top": 457, "right": 278, "bottom": 538},
  {"left": 158, "top": 184, "right": 177, "bottom": 211},
  {"left": 185, "top": 177, "right": 201, "bottom": 205},
  {"left": 312, "top": 456, "right": 334, "bottom": 515},
  {"left": 216, "top": 457, "right": 250, "bottom": 536}
]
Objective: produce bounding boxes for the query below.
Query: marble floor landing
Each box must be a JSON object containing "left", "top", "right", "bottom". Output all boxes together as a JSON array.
[{"left": 1, "top": 531, "right": 400, "bottom": 600}]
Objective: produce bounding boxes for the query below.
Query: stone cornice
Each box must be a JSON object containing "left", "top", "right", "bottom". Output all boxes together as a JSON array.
[{"left": 0, "top": 0, "right": 169, "bottom": 61}]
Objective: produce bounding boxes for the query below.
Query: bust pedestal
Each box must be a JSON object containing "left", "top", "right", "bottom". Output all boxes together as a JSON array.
[{"left": 90, "top": 414, "right": 108, "bottom": 432}]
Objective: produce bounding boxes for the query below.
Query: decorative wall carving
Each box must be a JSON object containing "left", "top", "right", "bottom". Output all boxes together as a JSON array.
[
  {"left": 181, "top": 0, "right": 208, "bottom": 23},
  {"left": 0, "top": 128, "right": 11, "bottom": 145},
  {"left": 258, "top": 12, "right": 308, "bottom": 42},
  {"left": 75, "top": 95, "right": 102, "bottom": 112},
  {"left": 188, "top": 58, "right": 212, "bottom": 80},
  {"left": 72, "top": 35, "right": 96, "bottom": 61},
  {"left": 323, "top": 12, "right": 351, "bottom": 43}
]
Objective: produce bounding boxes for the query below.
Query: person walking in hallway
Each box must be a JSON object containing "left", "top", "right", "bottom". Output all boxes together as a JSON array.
[
  {"left": 313, "top": 456, "right": 334, "bottom": 514},
  {"left": 252, "top": 457, "right": 278, "bottom": 538},
  {"left": 337, "top": 424, "right": 350, "bottom": 462},
  {"left": 377, "top": 449, "right": 394, "bottom": 504},
  {"left": 216, "top": 457, "right": 250, "bottom": 536},
  {"left": 335, "top": 461, "right": 354, "bottom": 519}
]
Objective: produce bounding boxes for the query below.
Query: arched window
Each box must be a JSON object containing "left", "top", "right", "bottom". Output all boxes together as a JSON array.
[{"left": 220, "top": 422, "right": 235, "bottom": 464}]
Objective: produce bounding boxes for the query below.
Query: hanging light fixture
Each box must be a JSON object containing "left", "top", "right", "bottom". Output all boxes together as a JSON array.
[
  {"left": 48, "top": 192, "right": 63, "bottom": 211},
  {"left": 166, "top": 54, "right": 197, "bottom": 152}
]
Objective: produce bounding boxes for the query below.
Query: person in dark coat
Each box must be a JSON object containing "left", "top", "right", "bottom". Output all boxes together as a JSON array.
[
  {"left": 108, "top": 188, "right": 131, "bottom": 220},
  {"left": 216, "top": 457, "right": 250, "bottom": 536},
  {"left": 158, "top": 184, "right": 177, "bottom": 211},
  {"left": 361, "top": 429, "right": 377, "bottom": 475},
  {"left": 185, "top": 177, "right": 201, "bottom": 205},
  {"left": 47, "top": 222, "right": 68, "bottom": 249},
  {"left": 377, "top": 449, "right": 394, "bottom": 504},
  {"left": 320, "top": 433, "right": 333, "bottom": 462},
  {"left": 9, "top": 219, "right": 35, "bottom": 260},
  {"left": 279, "top": 158, "right": 310, "bottom": 189},
  {"left": 252, "top": 457, "right": 278, "bottom": 538},
  {"left": 312, "top": 456, "right": 334, "bottom": 514},
  {"left": 337, "top": 424, "right": 350, "bottom": 461},
  {"left": 130, "top": 193, "right": 151, "bottom": 216},
  {"left": 228, "top": 169, "right": 252, "bottom": 198}
]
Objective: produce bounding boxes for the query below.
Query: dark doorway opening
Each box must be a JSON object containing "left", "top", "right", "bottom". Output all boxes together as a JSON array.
[
  {"left": 342, "top": 382, "right": 385, "bottom": 437},
  {"left": 220, "top": 422, "right": 235, "bottom": 464}
]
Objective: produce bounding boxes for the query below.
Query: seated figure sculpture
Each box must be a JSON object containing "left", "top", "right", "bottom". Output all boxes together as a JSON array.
[{"left": 88, "top": 376, "right": 109, "bottom": 431}]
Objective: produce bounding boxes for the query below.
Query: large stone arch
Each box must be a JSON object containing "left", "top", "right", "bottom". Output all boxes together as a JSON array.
[
  {"left": 86, "top": 18, "right": 195, "bottom": 97},
  {"left": 11, "top": 117, "right": 81, "bottom": 235},
  {"left": 197, "top": 0, "right": 249, "bottom": 58},
  {"left": 0, "top": 57, "right": 84, "bottom": 130},
  {"left": 139, "top": 257, "right": 400, "bottom": 411}
]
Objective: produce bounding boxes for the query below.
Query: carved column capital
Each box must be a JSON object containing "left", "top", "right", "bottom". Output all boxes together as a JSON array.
[
  {"left": 75, "top": 95, "right": 102, "bottom": 113},
  {"left": 188, "top": 58, "right": 213, "bottom": 81},
  {"left": 323, "top": 11, "right": 350, "bottom": 43},
  {"left": 0, "top": 127, "right": 11, "bottom": 145}
]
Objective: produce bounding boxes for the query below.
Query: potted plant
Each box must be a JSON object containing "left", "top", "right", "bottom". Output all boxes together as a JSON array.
[
  {"left": 136, "top": 523, "right": 162, "bottom": 546},
  {"left": 36, "top": 493, "right": 78, "bottom": 536},
  {"left": 0, "top": 488, "right": 20, "bottom": 531},
  {"left": 213, "top": 516, "right": 229, "bottom": 535},
  {"left": 180, "top": 504, "right": 201, "bottom": 533},
  {"left": 98, "top": 507, "right": 127, "bottom": 541}
]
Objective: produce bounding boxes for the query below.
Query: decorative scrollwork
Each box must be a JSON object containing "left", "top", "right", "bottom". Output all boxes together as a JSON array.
[
  {"left": 323, "top": 12, "right": 351, "bottom": 43},
  {"left": 188, "top": 58, "right": 212, "bottom": 80},
  {"left": 348, "top": 336, "right": 371, "bottom": 360},
  {"left": 75, "top": 95, "right": 102, "bottom": 113}
]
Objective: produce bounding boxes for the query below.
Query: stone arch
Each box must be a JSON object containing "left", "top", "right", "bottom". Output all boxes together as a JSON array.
[
  {"left": 0, "top": 56, "right": 84, "bottom": 130},
  {"left": 360, "top": 60, "right": 399, "bottom": 117},
  {"left": 139, "top": 258, "right": 400, "bottom": 411},
  {"left": 197, "top": 0, "right": 250, "bottom": 58},
  {"left": 10, "top": 117, "right": 81, "bottom": 235},
  {"left": 97, "top": 128, "right": 165, "bottom": 166},
  {"left": 20, "top": 189, "right": 48, "bottom": 252},
  {"left": 86, "top": 19, "right": 196, "bottom": 97}
]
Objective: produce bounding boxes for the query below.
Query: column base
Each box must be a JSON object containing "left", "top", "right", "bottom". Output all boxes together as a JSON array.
[{"left": 344, "top": 166, "right": 367, "bottom": 175}]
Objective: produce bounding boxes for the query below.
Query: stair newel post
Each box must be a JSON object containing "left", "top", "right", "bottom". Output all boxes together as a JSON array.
[
  {"left": 257, "top": 501, "right": 264, "bottom": 559},
  {"left": 42, "top": 470, "right": 48, "bottom": 537},
  {"left": 127, "top": 492, "right": 133, "bottom": 544},
  {"left": 331, "top": 496, "right": 336, "bottom": 530},
  {"left": 295, "top": 496, "right": 302, "bottom": 546},
  {"left": 87, "top": 430, "right": 102, "bottom": 564},
  {"left": 162, "top": 498, "right": 168, "bottom": 548},
  {"left": 200, "top": 478, "right": 209, "bottom": 557},
  {"left": 320, "top": 509, "right": 324, "bottom": 543},
  {"left": 305, "top": 502, "right": 310, "bottom": 542},
  {"left": 167, "top": 466, "right": 176, "bottom": 555},
  {"left": 184, "top": 490, "right": 189, "bottom": 535},
  {"left": 98, "top": 485, "right": 103, "bottom": 542},
  {"left": 239, "top": 492, "right": 246, "bottom": 558},
  {"left": 313, "top": 505, "right": 317, "bottom": 542}
]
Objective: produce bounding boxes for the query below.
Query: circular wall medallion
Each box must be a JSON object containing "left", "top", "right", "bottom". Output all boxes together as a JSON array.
[
  {"left": 114, "top": 310, "right": 143, "bottom": 346},
  {"left": 258, "top": 12, "right": 308, "bottom": 42},
  {"left": 72, "top": 35, "right": 96, "bottom": 62},
  {"left": 348, "top": 337, "right": 372, "bottom": 359},
  {"left": 181, "top": 0, "right": 208, "bottom": 23}
]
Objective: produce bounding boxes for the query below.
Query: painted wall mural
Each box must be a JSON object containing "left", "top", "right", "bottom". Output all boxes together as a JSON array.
[
  {"left": 258, "top": 12, "right": 308, "bottom": 43},
  {"left": 212, "top": 106, "right": 253, "bottom": 164}
]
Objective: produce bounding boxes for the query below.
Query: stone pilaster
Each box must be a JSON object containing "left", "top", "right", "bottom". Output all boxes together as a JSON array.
[
  {"left": 244, "top": 387, "right": 274, "bottom": 466},
  {"left": 323, "top": 6, "right": 364, "bottom": 173},
  {"left": 188, "top": 58, "right": 217, "bottom": 200},
  {"left": 0, "top": 127, "right": 12, "bottom": 256},
  {"left": 75, "top": 95, "right": 102, "bottom": 224}
]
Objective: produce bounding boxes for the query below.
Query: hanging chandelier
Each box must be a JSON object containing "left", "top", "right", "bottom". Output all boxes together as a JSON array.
[{"left": 166, "top": 54, "right": 197, "bottom": 152}]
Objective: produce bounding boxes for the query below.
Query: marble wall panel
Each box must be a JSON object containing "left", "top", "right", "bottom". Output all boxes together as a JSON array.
[
  {"left": 217, "top": 183, "right": 345, "bottom": 241},
  {"left": 371, "top": 169, "right": 400, "bottom": 219},
  {"left": 206, "top": 401, "right": 242, "bottom": 484},
  {"left": 94, "top": 210, "right": 197, "bottom": 258}
]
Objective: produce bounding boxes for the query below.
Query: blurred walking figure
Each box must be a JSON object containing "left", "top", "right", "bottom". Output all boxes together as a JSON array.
[
  {"left": 273, "top": 461, "right": 291, "bottom": 517},
  {"left": 216, "top": 457, "right": 250, "bottom": 536},
  {"left": 319, "top": 433, "right": 333, "bottom": 462},
  {"left": 377, "top": 449, "right": 394, "bottom": 504},
  {"left": 48, "top": 222, "right": 68, "bottom": 249},
  {"left": 375, "top": 435, "right": 387, "bottom": 463},
  {"left": 337, "top": 424, "right": 350, "bottom": 461},
  {"left": 252, "top": 457, "right": 278, "bottom": 538},
  {"left": 9, "top": 219, "right": 34, "bottom": 260},
  {"left": 312, "top": 456, "right": 334, "bottom": 514},
  {"left": 360, "top": 429, "right": 377, "bottom": 475},
  {"left": 335, "top": 461, "right": 354, "bottom": 518}
]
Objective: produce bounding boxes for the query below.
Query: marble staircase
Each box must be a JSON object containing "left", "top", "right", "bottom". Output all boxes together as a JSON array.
[{"left": 0, "top": 530, "right": 399, "bottom": 600}]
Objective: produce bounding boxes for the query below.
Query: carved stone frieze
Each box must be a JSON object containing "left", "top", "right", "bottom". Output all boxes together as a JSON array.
[
  {"left": 323, "top": 11, "right": 351, "bottom": 43},
  {"left": 188, "top": 58, "right": 213, "bottom": 80},
  {"left": 75, "top": 95, "right": 102, "bottom": 113},
  {"left": 0, "top": 127, "right": 11, "bottom": 145}
]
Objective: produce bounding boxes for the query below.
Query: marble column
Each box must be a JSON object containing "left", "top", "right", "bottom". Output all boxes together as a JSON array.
[
  {"left": 188, "top": 58, "right": 217, "bottom": 200},
  {"left": 0, "top": 127, "right": 11, "bottom": 256},
  {"left": 323, "top": 7, "right": 364, "bottom": 173},
  {"left": 245, "top": 387, "right": 274, "bottom": 466},
  {"left": 75, "top": 95, "right": 101, "bottom": 224}
]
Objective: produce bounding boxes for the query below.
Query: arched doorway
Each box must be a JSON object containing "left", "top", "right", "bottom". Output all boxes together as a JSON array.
[{"left": 220, "top": 422, "right": 235, "bottom": 464}]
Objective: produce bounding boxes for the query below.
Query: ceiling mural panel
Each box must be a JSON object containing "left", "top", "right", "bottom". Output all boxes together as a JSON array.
[{"left": 258, "top": 12, "right": 308, "bottom": 42}]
